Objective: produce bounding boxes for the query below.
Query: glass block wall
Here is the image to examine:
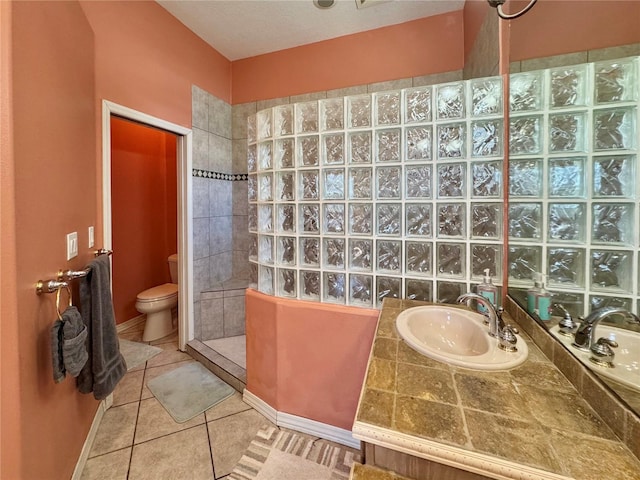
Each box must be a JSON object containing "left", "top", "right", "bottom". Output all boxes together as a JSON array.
[
  {"left": 508, "top": 56, "right": 639, "bottom": 317},
  {"left": 247, "top": 76, "right": 505, "bottom": 308}
]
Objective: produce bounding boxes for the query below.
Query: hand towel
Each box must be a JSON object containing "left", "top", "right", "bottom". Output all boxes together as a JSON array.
[
  {"left": 77, "top": 254, "right": 127, "bottom": 400},
  {"left": 50, "top": 305, "right": 89, "bottom": 382}
]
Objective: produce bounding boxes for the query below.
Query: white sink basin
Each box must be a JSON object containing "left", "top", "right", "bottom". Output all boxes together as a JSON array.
[
  {"left": 550, "top": 324, "right": 640, "bottom": 393},
  {"left": 395, "top": 306, "right": 528, "bottom": 370}
]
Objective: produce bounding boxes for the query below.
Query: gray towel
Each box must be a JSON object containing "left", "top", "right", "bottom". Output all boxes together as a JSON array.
[
  {"left": 77, "top": 254, "right": 127, "bottom": 400},
  {"left": 51, "top": 306, "right": 89, "bottom": 383}
]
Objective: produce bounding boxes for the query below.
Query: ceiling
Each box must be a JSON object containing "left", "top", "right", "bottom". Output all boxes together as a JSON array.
[{"left": 157, "top": 0, "right": 466, "bottom": 61}]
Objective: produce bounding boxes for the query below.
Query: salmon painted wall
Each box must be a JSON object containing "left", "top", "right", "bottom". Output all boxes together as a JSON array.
[
  {"left": 509, "top": 0, "right": 640, "bottom": 61},
  {"left": 246, "top": 290, "right": 379, "bottom": 430},
  {"left": 463, "top": 0, "right": 491, "bottom": 60},
  {"left": 231, "top": 11, "right": 464, "bottom": 104},
  {"left": 111, "top": 117, "right": 177, "bottom": 325}
]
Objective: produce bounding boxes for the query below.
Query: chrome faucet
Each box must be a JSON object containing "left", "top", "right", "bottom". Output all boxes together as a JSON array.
[
  {"left": 456, "top": 293, "right": 504, "bottom": 338},
  {"left": 572, "top": 307, "right": 640, "bottom": 352}
]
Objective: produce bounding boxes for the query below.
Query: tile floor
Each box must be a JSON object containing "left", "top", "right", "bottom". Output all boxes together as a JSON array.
[
  {"left": 80, "top": 325, "right": 272, "bottom": 480},
  {"left": 203, "top": 335, "right": 246, "bottom": 369}
]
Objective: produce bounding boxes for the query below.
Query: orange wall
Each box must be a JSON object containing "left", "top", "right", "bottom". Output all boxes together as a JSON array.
[
  {"left": 463, "top": 0, "right": 491, "bottom": 60},
  {"left": 111, "top": 117, "right": 177, "bottom": 324},
  {"left": 231, "top": 11, "right": 464, "bottom": 104}
]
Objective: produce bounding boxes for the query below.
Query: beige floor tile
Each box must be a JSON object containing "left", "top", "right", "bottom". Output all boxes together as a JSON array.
[
  {"left": 119, "top": 330, "right": 143, "bottom": 343},
  {"left": 146, "top": 342, "right": 192, "bottom": 368},
  {"left": 204, "top": 391, "right": 251, "bottom": 422},
  {"left": 208, "top": 409, "right": 273, "bottom": 477},
  {"left": 129, "top": 425, "right": 214, "bottom": 480},
  {"left": 134, "top": 397, "right": 206, "bottom": 444},
  {"left": 112, "top": 370, "right": 144, "bottom": 406},
  {"left": 150, "top": 331, "right": 179, "bottom": 346},
  {"left": 80, "top": 448, "right": 131, "bottom": 480},
  {"left": 89, "top": 403, "right": 138, "bottom": 457},
  {"left": 141, "top": 360, "right": 196, "bottom": 400}
]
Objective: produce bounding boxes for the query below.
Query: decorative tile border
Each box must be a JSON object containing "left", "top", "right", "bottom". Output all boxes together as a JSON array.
[{"left": 192, "top": 169, "right": 248, "bottom": 181}]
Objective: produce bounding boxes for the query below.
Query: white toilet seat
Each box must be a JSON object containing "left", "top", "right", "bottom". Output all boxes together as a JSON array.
[{"left": 136, "top": 283, "right": 178, "bottom": 303}]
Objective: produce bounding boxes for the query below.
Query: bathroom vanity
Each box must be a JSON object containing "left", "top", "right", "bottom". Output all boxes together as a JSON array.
[{"left": 352, "top": 299, "right": 640, "bottom": 480}]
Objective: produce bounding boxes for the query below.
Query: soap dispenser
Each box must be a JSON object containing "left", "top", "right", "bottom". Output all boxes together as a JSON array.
[
  {"left": 527, "top": 273, "right": 542, "bottom": 315},
  {"left": 476, "top": 268, "right": 498, "bottom": 314},
  {"left": 535, "top": 274, "right": 552, "bottom": 321}
]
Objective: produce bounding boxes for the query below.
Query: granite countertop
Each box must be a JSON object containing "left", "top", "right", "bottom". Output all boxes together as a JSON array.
[{"left": 352, "top": 299, "right": 640, "bottom": 480}]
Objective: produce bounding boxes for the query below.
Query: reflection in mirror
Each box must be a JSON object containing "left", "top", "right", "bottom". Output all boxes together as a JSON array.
[{"left": 506, "top": 0, "right": 640, "bottom": 416}]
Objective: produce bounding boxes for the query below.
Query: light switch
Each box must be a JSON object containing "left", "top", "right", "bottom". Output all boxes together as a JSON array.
[
  {"left": 66, "top": 232, "right": 78, "bottom": 260},
  {"left": 88, "top": 226, "right": 95, "bottom": 248}
]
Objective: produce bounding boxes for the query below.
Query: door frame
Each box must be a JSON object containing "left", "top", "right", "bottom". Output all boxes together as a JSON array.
[{"left": 101, "top": 100, "right": 193, "bottom": 350}]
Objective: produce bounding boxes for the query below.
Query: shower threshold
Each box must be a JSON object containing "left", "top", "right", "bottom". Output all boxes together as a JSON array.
[{"left": 186, "top": 336, "right": 246, "bottom": 393}]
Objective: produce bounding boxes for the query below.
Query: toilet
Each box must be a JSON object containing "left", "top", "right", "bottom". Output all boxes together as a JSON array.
[{"left": 136, "top": 254, "right": 179, "bottom": 342}]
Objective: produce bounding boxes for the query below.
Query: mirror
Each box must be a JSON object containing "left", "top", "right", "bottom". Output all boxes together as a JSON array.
[{"left": 506, "top": 0, "right": 640, "bottom": 415}]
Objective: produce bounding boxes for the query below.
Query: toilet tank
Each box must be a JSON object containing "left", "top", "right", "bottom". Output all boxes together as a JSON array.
[{"left": 168, "top": 254, "right": 178, "bottom": 283}]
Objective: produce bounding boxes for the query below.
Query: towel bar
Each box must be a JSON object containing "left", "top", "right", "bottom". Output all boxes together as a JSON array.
[
  {"left": 36, "top": 279, "right": 69, "bottom": 295},
  {"left": 35, "top": 249, "right": 114, "bottom": 294}
]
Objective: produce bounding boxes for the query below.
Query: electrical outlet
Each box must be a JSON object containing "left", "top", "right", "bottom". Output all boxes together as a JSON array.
[
  {"left": 66, "top": 232, "right": 78, "bottom": 260},
  {"left": 88, "top": 226, "right": 95, "bottom": 248}
]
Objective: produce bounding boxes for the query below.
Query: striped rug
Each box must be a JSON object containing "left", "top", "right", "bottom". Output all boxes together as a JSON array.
[{"left": 228, "top": 426, "right": 361, "bottom": 480}]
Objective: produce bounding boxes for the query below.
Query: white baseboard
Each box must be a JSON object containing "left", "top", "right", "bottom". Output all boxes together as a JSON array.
[
  {"left": 71, "top": 399, "right": 108, "bottom": 480},
  {"left": 116, "top": 314, "right": 146, "bottom": 333},
  {"left": 242, "top": 389, "right": 361, "bottom": 450}
]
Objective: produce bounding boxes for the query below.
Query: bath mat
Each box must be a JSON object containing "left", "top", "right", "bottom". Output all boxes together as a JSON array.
[
  {"left": 147, "top": 362, "right": 234, "bottom": 423},
  {"left": 228, "top": 426, "right": 359, "bottom": 480},
  {"left": 119, "top": 339, "right": 162, "bottom": 371}
]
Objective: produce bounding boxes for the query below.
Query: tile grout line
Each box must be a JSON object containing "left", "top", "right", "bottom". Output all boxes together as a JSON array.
[
  {"left": 205, "top": 412, "right": 218, "bottom": 479},
  {"left": 125, "top": 361, "right": 146, "bottom": 480}
]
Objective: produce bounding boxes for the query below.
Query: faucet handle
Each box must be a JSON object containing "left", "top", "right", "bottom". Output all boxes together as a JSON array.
[
  {"left": 498, "top": 325, "right": 518, "bottom": 352},
  {"left": 554, "top": 303, "right": 577, "bottom": 329},
  {"left": 589, "top": 337, "right": 617, "bottom": 368}
]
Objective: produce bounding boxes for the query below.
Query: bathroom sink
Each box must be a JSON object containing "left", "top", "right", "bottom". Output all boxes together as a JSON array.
[
  {"left": 550, "top": 324, "right": 640, "bottom": 393},
  {"left": 395, "top": 306, "right": 528, "bottom": 370}
]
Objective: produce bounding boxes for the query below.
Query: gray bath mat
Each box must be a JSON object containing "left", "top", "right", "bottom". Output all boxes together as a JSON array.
[
  {"left": 119, "top": 339, "right": 162, "bottom": 371},
  {"left": 147, "top": 362, "right": 234, "bottom": 423}
]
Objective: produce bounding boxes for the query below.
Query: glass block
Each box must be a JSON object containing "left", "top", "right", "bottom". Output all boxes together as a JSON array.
[
  {"left": 274, "top": 105, "right": 294, "bottom": 136},
  {"left": 404, "top": 87, "right": 432, "bottom": 123},
  {"left": 591, "top": 295, "right": 632, "bottom": 312},
  {"left": 406, "top": 242, "right": 432, "bottom": 275},
  {"left": 375, "top": 91, "right": 401, "bottom": 126},
  {"left": 247, "top": 174, "right": 257, "bottom": 202},
  {"left": 437, "top": 204, "right": 465, "bottom": 238},
  {"left": 547, "top": 248, "right": 585, "bottom": 287},
  {"left": 592, "top": 203, "right": 633, "bottom": 245},
  {"left": 594, "top": 107, "right": 636, "bottom": 151},
  {"left": 323, "top": 169, "right": 345, "bottom": 200},
  {"left": 278, "top": 268, "right": 296, "bottom": 297},
  {"left": 436, "top": 82, "right": 465, "bottom": 120},
  {"left": 257, "top": 109, "right": 272, "bottom": 140},
  {"left": 349, "top": 204, "right": 373, "bottom": 235},
  {"left": 258, "top": 235, "right": 274, "bottom": 264},
  {"left": 299, "top": 170, "right": 319, "bottom": 200},
  {"left": 549, "top": 158, "right": 585, "bottom": 198},
  {"left": 258, "top": 141, "right": 273, "bottom": 170},
  {"left": 406, "top": 204, "right": 432, "bottom": 237},
  {"left": 277, "top": 236, "right": 296, "bottom": 266},
  {"left": 295, "top": 101, "right": 318, "bottom": 133},
  {"left": 275, "top": 138, "right": 295, "bottom": 169},
  {"left": 437, "top": 281, "right": 465, "bottom": 304},
  {"left": 347, "top": 95, "right": 372, "bottom": 128},
  {"left": 324, "top": 272, "right": 346, "bottom": 304},
  {"left": 349, "top": 132, "right": 372, "bottom": 164},
  {"left": 258, "top": 173, "right": 273, "bottom": 201},
  {"left": 549, "top": 112, "right": 586, "bottom": 152},
  {"left": 258, "top": 265, "right": 274, "bottom": 295},
  {"left": 377, "top": 240, "right": 401, "bottom": 273},
  {"left": 348, "top": 167, "right": 372, "bottom": 200},
  {"left": 593, "top": 155, "right": 635, "bottom": 197},
  {"left": 247, "top": 144, "right": 257, "bottom": 173},
  {"left": 437, "top": 123, "right": 465, "bottom": 159},
  {"left": 300, "top": 204, "right": 319, "bottom": 234},
  {"left": 376, "top": 129, "right": 401, "bottom": 163},
  {"left": 376, "top": 204, "right": 401, "bottom": 236},
  {"left": 437, "top": 243, "right": 465, "bottom": 277},
  {"left": 349, "top": 239, "right": 372, "bottom": 271},
  {"left": 320, "top": 98, "right": 344, "bottom": 131},
  {"left": 591, "top": 250, "right": 632, "bottom": 292},
  {"left": 322, "top": 134, "right": 345, "bottom": 165},
  {"left": 247, "top": 115, "right": 257, "bottom": 144},
  {"left": 508, "top": 246, "right": 542, "bottom": 281},
  {"left": 472, "top": 203, "right": 501, "bottom": 239},
  {"left": 510, "top": 71, "right": 543, "bottom": 112},
  {"left": 405, "top": 166, "right": 432, "bottom": 199},
  {"left": 471, "top": 77, "right": 502, "bottom": 116},
  {"left": 509, "top": 159, "right": 542, "bottom": 197},
  {"left": 248, "top": 204, "right": 257, "bottom": 232},
  {"left": 298, "top": 135, "right": 319, "bottom": 166},
  {"left": 437, "top": 163, "right": 465, "bottom": 198},
  {"left": 377, "top": 276, "right": 401, "bottom": 305},
  {"left": 276, "top": 172, "right": 294, "bottom": 201},
  {"left": 277, "top": 204, "right": 295, "bottom": 233},
  {"left": 471, "top": 120, "right": 502, "bottom": 157},
  {"left": 248, "top": 234, "right": 258, "bottom": 261},
  {"left": 472, "top": 161, "right": 502, "bottom": 197},
  {"left": 258, "top": 205, "right": 273, "bottom": 233},
  {"left": 300, "top": 237, "right": 320, "bottom": 267},
  {"left": 349, "top": 274, "right": 373, "bottom": 306},
  {"left": 471, "top": 244, "right": 500, "bottom": 278},
  {"left": 323, "top": 203, "right": 345, "bottom": 234},
  {"left": 509, "top": 116, "right": 542, "bottom": 155},
  {"left": 508, "top": 203, "right": 541, "bottom": 239},
  {"left": 548, "top": 203, "right": 585, "bottom": 242},
  {"left": 549, "top": 66, "right": 587, "bottom": 108},
  {"left": 550, "top": 292, "right": 584, "bottom": 319},
  {"left": 323, "top": 238, "right": 345, "bottom": 270},
  {"left": 405, "top": 279, "right": 432, "bottom": 302},
  {"left": 405, "top": 126, "right": 432, "bottom": 160},
  {"left": 595, "top": 59, "right": 638, "bottom": 104},
  {"left": 300, "top": 270, "right": 320, "bottom": 300},
  {"left": 248, "top": 262, "right": 258, "bottom": 286},
  {"left": 376, "top": 166, "right": 401, "bottom": 199}
]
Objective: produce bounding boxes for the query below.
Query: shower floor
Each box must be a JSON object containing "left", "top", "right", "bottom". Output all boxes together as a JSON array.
[{"left": 204, "top": 335, "right": 246, "bottom": 369}]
